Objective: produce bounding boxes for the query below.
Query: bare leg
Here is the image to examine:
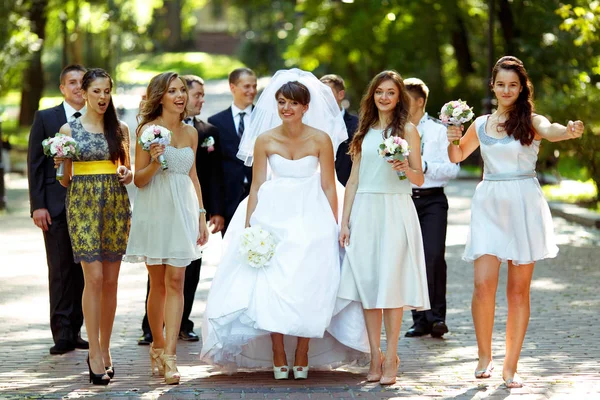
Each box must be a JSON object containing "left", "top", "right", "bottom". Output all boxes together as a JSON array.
[
  {"left": 99, "top": 260, "right": 120, "bottom": 368},
  {"left": 294, "top": 337, "right": 310, "bottom": 367},
  {"left": 363, "top": 309, "right": 383, "bottom": 376},
  {"left": 472, "top": 255, "right": 501, "bottom": 375},
  {"left": 163, "top": 265, "right": 186, "bottom": 356},
  {"left": 503, "top": 261, "right": 534, "bottom": 385},
  {"left": 81, "top": 260, "right": 108, "bottom": 377},
  {"left": 382, "top": 308, "right": 403, "bottom": 377},
  {"left": 271, "top": 333, "right": 287, "bottom": 367},
  {"left": 147, "top": 265, "right": 166, "bottom": 349}
]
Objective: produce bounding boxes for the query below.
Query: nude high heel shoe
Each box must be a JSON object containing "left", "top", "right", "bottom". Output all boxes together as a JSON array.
[
  {"left": 149, "top": 345, "right": 164, "bottom": 376},
  {"left": 379, "top": 355, "right": 399, "bottom": 385},
  {"left": 161, "top": 354, "right": 181, "bottom": 385},
  {"left": 366, "top": 350, "right": 384, "bottom": 382}
]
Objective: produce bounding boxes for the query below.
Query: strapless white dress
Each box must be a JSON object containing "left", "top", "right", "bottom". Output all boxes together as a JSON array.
[{"left": 200, "top": 154, "right": 369, "bottom": 371}]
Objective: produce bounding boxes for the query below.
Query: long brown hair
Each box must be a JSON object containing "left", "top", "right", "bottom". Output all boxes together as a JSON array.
[
  {"left": 81, "top": 68, "right": 128, "bottom": 165},
  {"left": 136, "top": 72, "right": 187, "bottom": 136},
  {"left": 349, "top": 70, "right": 411, "bottom": 158},
  {"left": 491, "top": 56, "right": 535, "bottom": 145}
]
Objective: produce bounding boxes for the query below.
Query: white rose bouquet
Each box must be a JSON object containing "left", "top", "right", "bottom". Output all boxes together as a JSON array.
[
  {"left": 42, "top": 133, "right": 79, "bottom": 180},
  {"left": 439, "top": 99, "right": 474, "bottom": 145},
  {"left": 378, "top": 135, "right": 411, "bottom": 180},
  {"left": 201, "top": 136, "right": 215, "bottom": 153},
  {"left": 239, "top": 225, "right": 277, "bottom": 268},
  {"left": 139, "top": 124, "right": 172, "bottom": 170}
]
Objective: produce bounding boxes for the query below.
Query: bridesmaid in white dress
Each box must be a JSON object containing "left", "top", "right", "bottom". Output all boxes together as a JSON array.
[
  {"left": 125, "top": 72, "right": 209, "bottom": 385},
  {"left": 338, "top": 70, "right": 430, "bottom": 385},
  {"left": 447, "top": 56, "right": 584, "bottom": 388},
  {"left": 201, "top": 71, "right": 369, "bottom": 380}
]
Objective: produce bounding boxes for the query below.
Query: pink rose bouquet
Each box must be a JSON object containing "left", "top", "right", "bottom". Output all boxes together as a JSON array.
[
  {"left": 378, "top": 135, "right": 411, "bottom": 180},
  {"left": 139, "top": 124, "right": 172, "bottom": 170},
  {"left": 439, "top": 99, "right": 474, "bottom": 145},
  {"left": 42, "top": 133, "right": 79, "bottom": 180}
]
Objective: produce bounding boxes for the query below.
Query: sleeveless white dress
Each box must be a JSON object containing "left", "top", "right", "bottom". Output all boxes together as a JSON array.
[
  {"left": 124, "top": 146, "right": 202, "bottom": 267},
  {"left": 200, "top": 154, "right": 369, "bottom": 371},
  {"left": 337, "top": 128, "right": 430, "bottom": 310},
  {"left": 463, "top": 116, "right": 558, "bottom": 265}
]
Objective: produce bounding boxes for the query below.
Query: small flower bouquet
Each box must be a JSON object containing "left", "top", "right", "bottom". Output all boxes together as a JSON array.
[
  {"left": 201, "top": 136, "right": 215, "bottom": 153},
  {"left": 42, "top": 133, "right": 79, "bottom": 180},
  {"left": 378, "top": 135, "right": 411, "bottom": 180},
  {"left": 239, "top": 225, "right": 277, "bottom": 268},
  {"left": 439, "top": 99, "right": 474, "bottom": 145},
  {"left": 139, "top": 124, "right": 172, "bottom": 170}
]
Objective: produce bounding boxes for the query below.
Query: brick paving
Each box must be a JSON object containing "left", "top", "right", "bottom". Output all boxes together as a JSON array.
[{"left": 1, "top": 175, "right": 599, "bottom": 399}]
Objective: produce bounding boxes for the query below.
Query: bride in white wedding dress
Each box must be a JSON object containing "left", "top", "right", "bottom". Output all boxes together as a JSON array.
[{"left": 200, "top": 69, "right": 369, "bottom": 380}]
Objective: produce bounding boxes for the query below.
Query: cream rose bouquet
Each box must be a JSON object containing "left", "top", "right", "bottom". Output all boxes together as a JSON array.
[
  {"left": 378, "top": 135, "right": 411, "bottom": 180},
  {"left": 239, "top": 225, "right": 277, "bottom": 268},
  {"left": 139, "top": 124, "right": 172, "bottom": 170},
  {"left": 439, "top": 99, "right": 474, "bottom": 145},
  {"left": 42, "top": 133, "right": 79, "bottom": 180}
]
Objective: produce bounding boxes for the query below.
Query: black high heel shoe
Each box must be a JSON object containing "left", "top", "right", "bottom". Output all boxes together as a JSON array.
[
  {"left": 105, "top": 366, "right": 114, "bottom": 379},
  {"left": 86, "top": 355, "right": 110, "bottom": 385}
]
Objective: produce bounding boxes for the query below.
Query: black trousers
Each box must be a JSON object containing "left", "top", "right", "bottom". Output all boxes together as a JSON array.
[
  {"left": 43, "top": 212, "right": 84, "bottom": 343},
  {"left": 141, "top": 258, "right": 202, "bottom": 334},
  {"left": 411, "top": 191, "right": 449, "bottom": 327}
]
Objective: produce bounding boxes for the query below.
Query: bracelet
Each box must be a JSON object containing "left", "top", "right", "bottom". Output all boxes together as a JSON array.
[
  {"left": 199, "top": 208, "right": 206, "bottom": 214},
  {"left": 423, "top": 161, "right": 428, "bottom": 174}
]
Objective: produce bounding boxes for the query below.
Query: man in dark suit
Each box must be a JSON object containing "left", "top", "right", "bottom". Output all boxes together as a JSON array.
[
  {"left": 137, "top": 75, "right": 226, "bottom": 344},
  {"left": 320, "top": 74, "right": 359, "bottom": 186},
  {"left": 27, "top": 64, "right": 89, "bottom": 354},
  {"left": 207, "top": 67, "right": 257, "bottom": 233}
]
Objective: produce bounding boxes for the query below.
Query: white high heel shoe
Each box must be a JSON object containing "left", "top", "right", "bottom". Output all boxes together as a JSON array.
[
  {"left": 293, "top": 365, "right": 309, "bottom": 380},
  {"left": 273, "top": 365, "right": 289, "bottom": 380}
]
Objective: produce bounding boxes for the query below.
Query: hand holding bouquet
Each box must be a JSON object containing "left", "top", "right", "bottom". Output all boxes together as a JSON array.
[
  {"left": 239, "top": 225, "right": 277, "bottom": 268},
  {"left": 139, "top": 124, "right": 172, "bottom": 170},
  {"left": 42, "top": 133, "right": 79, "bottom": 180},
  {"left": 378, "top": 135, "right": 411, "bottom": 180},
  {"left": 439, "top": 99, "right": 474, "bottom": 145}
]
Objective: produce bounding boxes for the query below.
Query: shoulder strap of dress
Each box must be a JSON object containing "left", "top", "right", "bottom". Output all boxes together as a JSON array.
[{"left": 473, "top": 115, "right": 489, "bottom": 138}]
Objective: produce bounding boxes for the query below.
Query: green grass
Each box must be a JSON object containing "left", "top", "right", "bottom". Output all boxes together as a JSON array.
[
  {"left": 542, "top": 179, "right": 599, "bottom": 212},
  {"left": 116, "top": 52, "right": 245, "bottom": 85}
]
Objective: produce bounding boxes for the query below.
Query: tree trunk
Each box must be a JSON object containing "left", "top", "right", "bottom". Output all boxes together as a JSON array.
[
  {"left": 165, "top": 0, "right": 183, "bottom": 51},
  {"left": 497, "top": 0, "right": 517, "bottom": 55},
  {"left": 19, "top": 0, "right": 48, "bottom": 128},
  {"left": 451, "top": 13, "right": 475, "bottom": 77}
]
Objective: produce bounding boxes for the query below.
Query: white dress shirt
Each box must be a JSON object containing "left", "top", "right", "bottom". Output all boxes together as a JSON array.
[
  {"left": 412, "top": 113, "right": 460, "bottom": 189},
  {"left": 63, "top": 102, "right": 86, "bottom": 122},
  {"left": 231, "top": 103, "right": 253, "bottom": 135}
]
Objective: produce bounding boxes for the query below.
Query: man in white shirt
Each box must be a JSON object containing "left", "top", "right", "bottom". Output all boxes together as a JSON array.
[
  {"left": 404, "top": 78, "right": 460, "bottom": 339},
  {"left": 207, "top": 68, "right": 257, "bottom": 233},
  {"left": 27, "top": 64, "right": 88, "bottom": 354}
]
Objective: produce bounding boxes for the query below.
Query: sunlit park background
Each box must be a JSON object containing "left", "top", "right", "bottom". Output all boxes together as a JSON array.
[{"left": 0, "top": 0, "right": 599, "bottom": 212}]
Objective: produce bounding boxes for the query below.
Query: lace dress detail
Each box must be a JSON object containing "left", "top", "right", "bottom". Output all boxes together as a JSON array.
[
  {"left": 124, "top": 146, "right": 202, "bottom": 267},
  {"left": 65, "top": 119, "right": 131, "bottom": 263}
]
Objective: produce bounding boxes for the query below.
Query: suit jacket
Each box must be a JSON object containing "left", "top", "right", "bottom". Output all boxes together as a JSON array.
[
  {"left": 27, "top": 103, "right": 68, "bottom": 218},
  {"left": 207, "top": 107, "right": 253, "bottom": 220},
  {"left": 335, "top": 111, "right": 359, "bottom": 186},
  {"left": 193, "top": 118, "right": 225, "bottom": 217}
]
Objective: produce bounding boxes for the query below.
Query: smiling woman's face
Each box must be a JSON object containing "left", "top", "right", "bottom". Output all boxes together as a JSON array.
[{"left": 161, "top": 78, "right": 188, "bottom": 114}]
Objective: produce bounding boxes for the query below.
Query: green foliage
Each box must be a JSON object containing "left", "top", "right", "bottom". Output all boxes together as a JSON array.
[
  {"left": 116, "top": 52, "right": 245, "bottom": 85},
  {"left": 542, "top": 180, "right": 598, "bottom": 204}
]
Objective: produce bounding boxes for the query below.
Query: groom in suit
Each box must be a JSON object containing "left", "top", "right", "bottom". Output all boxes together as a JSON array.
[
  {"left": 207, "top": 67, "right": 257, "bottom": 233},
  {"left": 319, "top": 74, "right": 359, "bottom": 186},
  {"left": 27, "top": 64, "right": 88, "bottom": 354}
]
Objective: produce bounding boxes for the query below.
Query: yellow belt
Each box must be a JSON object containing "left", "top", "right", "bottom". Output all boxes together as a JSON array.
[{"left": 73, "top": 160, "right": 118, "bottom": 175}]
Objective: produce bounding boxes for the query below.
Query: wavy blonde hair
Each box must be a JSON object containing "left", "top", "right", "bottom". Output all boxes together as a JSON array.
[
  {"left": 136, "top": 72, "right": 187, "bottom": 136},
  {"left": 349, "top": 70, "right": 410, "bottom": 159}
]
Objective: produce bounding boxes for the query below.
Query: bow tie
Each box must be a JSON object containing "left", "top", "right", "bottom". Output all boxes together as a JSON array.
[{"left": 184, "top": 117, "right": 194, "bottom": 125}]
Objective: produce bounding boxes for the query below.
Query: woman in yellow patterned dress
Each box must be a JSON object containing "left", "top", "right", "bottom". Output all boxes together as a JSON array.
[{"left": 56, "top": 68, "right": 132, "bottom": 385}]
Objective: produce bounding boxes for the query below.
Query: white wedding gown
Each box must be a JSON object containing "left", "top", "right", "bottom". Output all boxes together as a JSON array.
[{"left": 200, "top": 154, "right": 369, "bottom": 371}]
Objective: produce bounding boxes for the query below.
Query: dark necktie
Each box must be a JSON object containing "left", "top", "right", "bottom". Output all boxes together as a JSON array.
[
  {"left": 238, "top": 112, "right": 246, "bottom": 138},
  {"left": 73, "top": 111, "right": 82, "bottom": 119}
]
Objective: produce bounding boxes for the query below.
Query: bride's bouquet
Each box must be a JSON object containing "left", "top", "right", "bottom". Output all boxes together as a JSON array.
[
  {"left": 139, "top": 124, "right": 172, "bottom": 170},
  {"left": 239, "top": 225, "right": 277, "bottom": 268},
  {"left": 439, "top": 99, "right": 474, "bottom": 145},
  {"left": 378, "top": 135, "right": 411, "bottom": 180},
  {"left": 42, "top": 133, "right": 79, "bottom": 180}
]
